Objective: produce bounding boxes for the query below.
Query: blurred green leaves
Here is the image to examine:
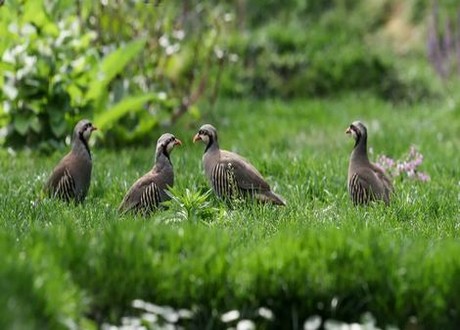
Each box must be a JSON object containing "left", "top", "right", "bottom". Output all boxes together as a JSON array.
[
  {"left": 94, "top": 93, "right": 157, "bottom": 133},
  {"left": 1, "top": 13, "right": 98, "bottom": 150},
  {"left": 1, "top": 1, "right": 231, "bottom": 150},
  {"left": 0, "top": 8, "right": 150, "bottom": 150},
  {"left": 86, "top": 38, "right": 147, "bottom": 108},
  {"left": 0, "top": 0, "right": 441, "bottom": 150}
]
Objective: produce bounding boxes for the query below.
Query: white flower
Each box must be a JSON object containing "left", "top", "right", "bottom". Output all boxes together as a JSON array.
[
  {"left": 214, "top": 47, "right": 224, "bottom": 59},
  {"left": 157, "top": 92, "right": 167, "bottom": 100},
  {"left": 166, "top": 44, "right": 180, "bottom": 55},
  {"left": 221, "top": 310, "right": 240, "bottom": 323},
  {"left": 159, "top": 35, "right": 170, "bottom": 48},
  {"left": 224, "top": 13, "right": 234, "bottom": 22},
  {"left": 229, "top": 53, "right": 239, "bottom": 63},
  {"left": 172, "top": 30, "right": 185, "bottom": 40}
]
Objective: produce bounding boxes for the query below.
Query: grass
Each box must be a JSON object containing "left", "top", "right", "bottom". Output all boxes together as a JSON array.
[{"left": 1, "top": 94, "right": 460, "bottom": 329}]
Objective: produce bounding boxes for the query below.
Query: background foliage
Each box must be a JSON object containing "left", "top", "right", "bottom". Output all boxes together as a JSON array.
[
  {"left": 2, "top": 1, "right": 460, "bottom": 328},
  {"left": 1, "top": 0, "right": 234, "bottom": 148},
  {"left": 1, "top": 0, "right": 459, "bottom": 148}
]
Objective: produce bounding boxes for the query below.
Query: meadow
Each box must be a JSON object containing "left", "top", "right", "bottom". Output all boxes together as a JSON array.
[{"left": 1, "top": 95, "right": 460, "bottom": 329}]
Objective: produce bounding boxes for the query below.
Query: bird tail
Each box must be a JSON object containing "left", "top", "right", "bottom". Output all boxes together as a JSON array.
[{"left": 255, "top": 190, "right": 286, "bottom": 206}]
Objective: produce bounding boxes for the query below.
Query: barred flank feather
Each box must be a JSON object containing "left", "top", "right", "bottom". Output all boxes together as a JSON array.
[
  {"left": 140, "top": 183, "right": 162, "bottom": 212},
  {"left": 211, "top": 163, "right": 239, "bottom": 199},
  {"left": 54, "top": 169, "right": 76, "bottom": 202},
  {"left": 349, "top": 173, "right": 370, "bottom": 205}
]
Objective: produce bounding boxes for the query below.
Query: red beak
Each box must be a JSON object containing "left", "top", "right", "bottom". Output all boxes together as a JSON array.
[
  {"left": 174, "top": 139, "right": 182, "bottom": 146},
  {"left": 193, "top": 134, "right": 201, "bottom": 143}
]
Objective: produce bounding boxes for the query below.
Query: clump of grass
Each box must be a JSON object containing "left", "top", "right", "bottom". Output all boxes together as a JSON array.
[{"left": 161, "top": 187, "right": 223, "bottom": 224}]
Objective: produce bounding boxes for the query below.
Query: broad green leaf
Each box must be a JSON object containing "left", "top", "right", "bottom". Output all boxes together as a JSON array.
[
  {"left": 3, "top": 84, "right": 18, "bottom": 100},
  {"left": 22, "top": 1, "right": 50, "bottom": 31},
  {"left": 86, "top": 38, "right": 147, "bottom": 104},
  {"left": 189, "top": 105, "right": 201, "bottom": 119},
  {"left": 13, "top": 114, "right": 30, "bottom": 135},
  {"left": 29, "top": 117, "right": 42, "bottom": 133},
  {"left": 48, "top": 109, "right": 67, "bottom": 137},
  {"left": 125, "top": 116, "right": 158, "bottom": 142},
  {"left": 164, "top": 53, "right": 189, "bottom": 82},
  {"left": 67, "top": 84, "right": 84, "bottom": 105},
  {"left": 94, "top": 93, "right": 157, "bottom": 130},
  {"left": 50, "top": 116, "right": 67, "bottom": 137},
  {"left": 28, "top": 100, "right": 43, "bottom": 114}
]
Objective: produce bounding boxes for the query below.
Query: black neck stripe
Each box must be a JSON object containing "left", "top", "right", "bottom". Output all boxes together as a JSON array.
[
  {"left": 204, "top": 135, "right": 214, "bottom": 153},
  {"left": 351, "top": 126, "right": 361, "bottom": 148},
  {"left": 79, "top": 132, "right": 91, "bottom": 159},
  {"left": 161, "top": 145, "right": 171, "bottom": 163}
]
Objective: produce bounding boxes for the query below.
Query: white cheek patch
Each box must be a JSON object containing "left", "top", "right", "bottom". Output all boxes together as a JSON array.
[
  {"left": 83, "top": 128, "right": 92, "bottom": 140},
  {"left": 166, "top": 142, "right": 174, "bottom": 153},
  {"left": 351, "top": 130, "right": 358, "bottom": 139},
  {"left": 201, "top": 135, "right": 210, "bottom": 144}
]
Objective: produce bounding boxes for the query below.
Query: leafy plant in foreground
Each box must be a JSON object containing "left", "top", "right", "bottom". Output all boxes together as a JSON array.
[{"left": 162, "top": 187, "right": 222, "bottom": 224}]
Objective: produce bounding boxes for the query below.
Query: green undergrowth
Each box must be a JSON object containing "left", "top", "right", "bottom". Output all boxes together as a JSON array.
[{"left": 1, "top": 95, "right": 460, "bottom": 329}]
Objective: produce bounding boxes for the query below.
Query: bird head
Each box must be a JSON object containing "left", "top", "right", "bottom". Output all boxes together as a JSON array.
[
  {"left": 74, "top": 119, "right": 97, "bottom": 142},
  {"left": 346, "top": 121, "right": 367, "bottom": 142},
  {"left": 157, "top": 133, "right": 182, "bottom": 155},
  {"left": 193, "top": 124, "right": 217, "bottom": 146}
]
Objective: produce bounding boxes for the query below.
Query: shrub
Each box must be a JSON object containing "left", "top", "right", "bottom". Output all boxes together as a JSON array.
[
  {"left": 221, "top": 19, "right": 416, "bottom": 100},
  {"left": 0, "top": 0, "right": 440, "bottom": 149},
  {"left": 1, "top": 1, "right": 233, "bottom": 149},
  {"left": 1, "top": 17, "right": 98, "bottom": 150}
]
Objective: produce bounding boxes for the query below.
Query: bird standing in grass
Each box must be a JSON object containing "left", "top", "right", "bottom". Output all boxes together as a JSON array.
[
  {"left": 118, "top": 133, "right": 182, "bottom": 215},
  {"left": 346, "top": 121, "right": 393, "bottom": 205},
  {"left": 193, "top": 124, "right": 285, "bottom": 205},
  {"left": 45, "top": 119, "right": 97, "bottom": 203}
]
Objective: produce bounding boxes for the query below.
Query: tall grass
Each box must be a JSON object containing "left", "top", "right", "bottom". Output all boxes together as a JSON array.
[{"left": 1, "top": 95, "right": 460, "bottom": 329}]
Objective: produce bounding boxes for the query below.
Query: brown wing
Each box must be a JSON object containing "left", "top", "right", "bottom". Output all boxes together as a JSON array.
[
  {"left": 46, "top": 154, "right": 77, "bottom": 201},
  {"left": 46, "top": 156, "right": 67, "bottom": 194},
  {"left": 349, "top": 167, "right": 388, "bottom": 205},
  {"left": 55, "top": 169, "right": 77, "bottom": 201},
  {"left": 118, "top": 172, "right": 166, "bottom": 214},
  {"left": 349, "top": 172, "right": 374, "bottom": 205},
  {"left": 220, "top": 150, "right": 271, "bottom": 191},
  {"left": 371, "top": 163, "right": 393, "bottom": 192},
  {"left": 46, "top": 167, "right": 64, "bottom": 196}
]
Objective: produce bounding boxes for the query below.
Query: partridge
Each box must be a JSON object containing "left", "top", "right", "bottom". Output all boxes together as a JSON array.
[
  {"left": 118, "top": 133, "right": 182, "bottom": 215},
  {"left": 193, "top": 124, "right": 285, "bottom": 205},
  {"left": 45, "top": 119, "right": 97, "bottom": 203},
  {"left": 346, "top": 121, "right": 393, "bottom": 205}
]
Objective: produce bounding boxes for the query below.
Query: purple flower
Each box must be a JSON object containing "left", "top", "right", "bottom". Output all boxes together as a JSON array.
[
  {"left": 417, "top": 172, "right": 431, "bottom": 182},
  {"left": 376, "top": 145, "right": 429, "bottom": 182}
]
